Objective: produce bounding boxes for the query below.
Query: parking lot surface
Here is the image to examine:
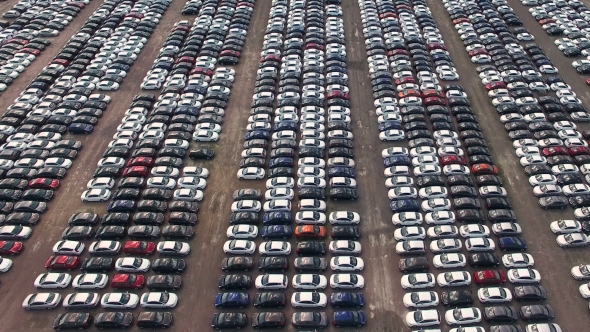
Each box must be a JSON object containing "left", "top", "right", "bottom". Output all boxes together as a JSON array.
[{"left": 1, "top": 0, "right": 590, "bottom": 330}]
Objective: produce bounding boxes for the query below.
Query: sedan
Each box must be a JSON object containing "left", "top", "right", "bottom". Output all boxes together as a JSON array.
[
  {"left": 223, "top": 240, "right": 256, "bottom": 255},
  {"left": 445, "top": 307, "right": 482, "bottom": 325}
]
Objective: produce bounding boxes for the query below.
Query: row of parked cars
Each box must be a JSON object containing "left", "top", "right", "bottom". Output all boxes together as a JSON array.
[
  {"left": 358, "top": 0, "right": 560, "bottom": 330},
  {"left": 446, "top": 0, "right": 590, "bottom": 220},
  {"left": 571, "top": 263, "right": 590, "bottom": 307},
  {"left": 2, "top": 0, "right": 88, "bottom": 38},
  {"left": 523, "top": 0, "right": 590, "bottom": 72}
]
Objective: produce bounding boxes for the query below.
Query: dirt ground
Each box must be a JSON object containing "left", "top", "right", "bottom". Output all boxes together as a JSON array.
[{"left": 1, "top": 0, "right": 590, "bottom": 331}]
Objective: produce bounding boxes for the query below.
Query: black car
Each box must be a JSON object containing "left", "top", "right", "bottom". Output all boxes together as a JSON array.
[
  {"left": 331, "top": 226, "right": 360, "bottom": 240},
  {"left": 101, "top": 213, "right": 131, "bottom": 225},
  {"left": 292, "top": 312, "right": 328, "bottom": 329},
  {"left": 168, "top": 201, "right": 199, "bottom": 213},
  {"left": 484, "top": 306, "right": 518, "bottom": 322},
  {"left": 229, "top": 212, "right": 259, "bottom": 225},
  {"left": 251, "top": 312, "right": 286, "bottom": 329},
  {"left": 519, "top": 304, "right": 554, "bottom": 321},
  {"left": 117, "top": 177, "right": 145, "bottom": 189},
  {"left": 80, "top": 257, "right": 114, "bottom": 272},
  {"left": 399, "top": 257, "right": 429, "bottom": 273},
  {"left": 136, "top": 312, "right": 173, "bottom": 329},
  {"left": 489, "top": 325, "right": 525, "bottom": 332},
  {"left": 53, "top": 313, "right": 92, "bottom": 330},
  {"left": 514, "top": 285, "right": 548, "bottom": 302},
  {"left": 258, "top": 256, "right": 288, "bottom": 272},
  {"left": 162, "top": 225, "right": 194, "bottom": 239},
  {"left": 539, "top": 196, "right": 568, "bottom": 209},
  {"left": 94, "top": 312, "right": 133, "bottom": 329},
  {"left": 296, "top": 241, "right": 326, "bottom": 256},
  {"left": 67, "top": 213, "right": 99, "bottom": 226},
  {"left": 211, "top": 312, "right": 248, "bottom": 329},
  {"left": 253, "top": 292, "right": 286, "bottom": 309},
  {"left": 62, "top": 226, "right": 94, "bottom": 240},
  {"left": 488, "top": 209, "right": 517, "bottom": 223},
  {"left": 36, "top": 167, "right": 67, "bottom": 179},
  {"left": 218, "top": 274, "right": 252, "bottom": 290},
  {"left": 133, "top": 212, "right": 164, "bottom": 225},
  {"left": 152, "top": 258, "right": 186, "bottom": 273},
  {"left": 329, "top": 187, "right": 358, "bottom": 200},
  {"left": 168, "top": 212, "right": 197, "bottom": 225},
  {"left": 146, "top": 274, "right": 182, "bottom": 291},
  {"left": 189, "top": 148, "right": 214, "bottom": 159},
  {"left": 232, "top": 189, "right": 261, "bottom": 200},
  {"left": 468, "top": 253, "right": 501, "bottom": 267},
  {"left": 95, "top": 226, "right": 126, "bottom": 240},
  {"left": 298, "top": 187, "right": 326, "bottom": 200},
  {"left": 221, "top": 257, "right": 254, "bottom": 272},
  {"left": 441, "top": 290, "right": 473, "bottom": 306}
]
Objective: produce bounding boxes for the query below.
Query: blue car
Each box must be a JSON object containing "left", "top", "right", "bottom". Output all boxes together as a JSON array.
[
  {"left": 498, "top": 236, "right": 528, "bottom": 252},
  {"left": 214, "top": 292, "right": 249, "bottom": 308},
  {"left": 328, "top": 167, "right": 355, "bottom": 178},
  {"left": 390, "top": 199, "right": 420, "bottom": 213},
  {"left": 107, "top": 200, "right": 136, "bottom": 213},
  {"left": 68, "top": 123, "right": 93, "bottom": 134},
  {"left": 332, "top": 311, "right": 367, "bottom": 327},
  {"left": 245, "top": 130, "right": 270, "bottom": 141},
  {"left": 261, "top": 225, "right": 293, "bottom": 240},
  {"left": 269, "top": 157, "right": 294, "bottom": 168},
  {"left": 384, "top": 156, "right": 411, "bottom": 167},
  {"left": 330, "top": 292, "right": 365, "bottom": 308},
  {"left": 378, "top": 121, "right": 402, "bottom": 131},
  {"left": 263, "top": 212, "right": 293, "bottom": 225},
  {"left": 273, "top": 121, "right": 298, "bottom": 131},
  {"left": 175, "top": 106, "right": 200, "bottom": 116}
]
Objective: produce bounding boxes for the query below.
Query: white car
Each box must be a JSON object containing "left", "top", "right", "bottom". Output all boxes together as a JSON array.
[
  {"left": 157, "top": 241, "right": 191, "bottom": 256},
  {"left": 101, "top": 293, "right": 140, "bottom": 309},
  {"left": 329, "top": 211, "right": 360, "bottom": 225},
  {"left": 507, "top": 268, "right": 541, "bottom": 284},
  {"left": 330, "top": 256, "right": 364, "bottom": 272},
  {"left": 295, "top": 211, "right": 326, "bottom": 225},
  {"left": 563, "top": 184, "right": 590, "bottom": 196},
  {"left": 502, "top": 253, "right": 535, "bottom": 268},
  {"left": 433, "top": 253, "right": 466, "bottom": 269},
  {"left": 394, "top": 227, "right": 426, "bottom": 241},
  {"left": 63, "top": 292, "right": 100, "bottom": 309},
  {"left": 329, "top": 274, "right": 364, "bottom": 289},
  {"left": 425, "top": 211, "right": 455, "bottom": 225},
  {"left": 87, "top": 178, "right": 115, "bottom": 190},
  {"left": 292, "top": 274, "right": 327, "bottom": 290},
  {"left": 223, "top": 240, "right": 256, "bottom": 255},
  {"left": 492, "top": 222, "right": 522, "bottom": 235},
  {"left": 291, "top": 292, "right": 327, "bottom": 308},
  {"left": 549, "top": 219, "right": 581, "bottom": 234},
  {"left": 401, "top": 273, "right": 436, "bottom": 289},
  {"left": 140, "top": 292, "right": 178, "bottom": 308},
  {"left": 329, "top": 240, "right": 362, "bottom": 255},
  {"left": 88, "top": 241, "right": 121, "bottom": 256},
  {"left": 445, "top": 307, "right": 481, "bottom": 325},
  {"left": 421, "top": 198, "right": 451, "bottom": 212},
  {"left": 430, "top": 239, "right": 462, "bottom": 253},
  {"left": 52, "top": 241, "right": 85, "bottom": 255},
  {"left": 22, "top": 293, "right": 62, "bottom": 310},
  {"left": 392, "top": 212, "right": 423, "bottom": 226},
  {"left": 226, "top": 225, "right": 258, "bottom": 239},
  {"left": 115, "top": 258, "right": 151, "bottom": 272},
  {"left": 72, "top": 273, "right": 109, "bottom": 289},
  {"left": 556, "top": 233, "right": 589, "bottom": 248},
  {"left": 465, "top": 238, "right": 495, "bottom": 252},
  {"left": 437, "top": 271, "right": 472, "bottom": 287},
  {"left": 405, "top": 309, "right": 441, "bottom": 327},
  {"left": 231, "top": 200, "right": 261, "bottom": 212},
  {"left": 34, "top": 273, "right": 72, "bottom": 289},
  {"left": 388, "top": 187, "right": 418, "bottom": 200},
  {"left": 571, "top": 264, "right": 590, "bottom": 280},
  {"left": 478, "top": 287, "right": 513, "bottom": 303},
  {"left": 44, "top": 157, "right": 72, "bottom": 169},
  {"left": 255, "top": 274, "right": 288, "bottom": 289},
  {"left": 266, "top": 177, "right": 295, "bottom": 189},
  {"left": 237, "top": 167, "right": 265, "bottom": 180},
  {"left": 402, "top": 291, "right": 439, "bottom": 308},
  {"left": 418, "top": 186, "right": 448, "bottom": 199},
  {"left": 259, "top": 241, "right": 291, "bottom": 256},
  {"left": 459, "top": 224, "right": 490, "bottom": 238},
  {"left": 427, "top": 225, "right": 458, "bottom": 239}
]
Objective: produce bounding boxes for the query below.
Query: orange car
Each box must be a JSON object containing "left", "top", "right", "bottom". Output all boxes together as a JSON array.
[
  {"left": 295, "top": 225, "right": 327, "bottom": 239},
  {"left": 471, "top": 163, "right": 499, "bottom": 175},
  {"left": 398, "top": 89, "right": 420, "bottom": 98}
]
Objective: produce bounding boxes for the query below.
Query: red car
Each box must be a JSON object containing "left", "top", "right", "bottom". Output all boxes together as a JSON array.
[
  {"left": 190, "top": 68, "right": 213, "bottom": 76},
  {"left": 175, "top": 56, "right": 196, "bottom": 64},
  {"left": 123, "top": 241, "right": 156, "bottom": 255},
  {"left": 542, "top": 147, "right": 568, "bottom": 157},
  {"left": 21, "top": 48, "right": 41, "bottom": 55},
  {"left": 472, "top": 163, "right": 499, "bottom": 175},
  {"left": 388, "top": 49, "right": 408, "bottom": 56},
  {"left": 126, "top": 157, "right": 154, "bottom": 167},
  {"left": 261, "top": 55, "right": 280, "bottom": 63},
  {"left": 453, "top": 18, "right": 470, "bottom": 24},
  {"left": 45, "top": 255, "right": 80, "bottom": 271},
  {"left": 0, "top": 240, "right": 23, "bottom": 255},
  {"left": 122, "top": 166, "right": 148, "bottom": 177},
  {"left": 539, "top": 18, "right": 555, "bottom": 24},
  {"left": 441, "top": 155, "right": 467, "bottom": 166},
  {"left": 327, "top": 91, "right": 349, "bottom": 100},
  {"left": 110, "top": 273, "right": 145, "bottom": 289},
  {"left": 305, "top": 43, "right": 324, "bottom": 50},
  {"left": 220, "top": 50, "right": 241, "bottom": 57},
  {"left": 399, "top": 90, "right": 420, "bottom": 98},
  {"left": 427, "top": 43, "right": 446, "bottom": 51},
  {"left": 421, "top": 89, "right": 442, "bottom": 98},
  {"left": 395, "top": 77, "right": 416, "bottom": 85},
  {"left": 474, "top": 270, "right": 507, "bottom": 285},
  {"left": 569, "top": 146, "right": 590, "bottom": 156},
  {"left": 379, "top": 12, "right": 397, "bottom": 19},
  {"left": 295, "top": 225, "right": 327, "bottom": 239},
  {"left": 52, "top": 59, "right": 69, "bottom": 66},
  {"left": 424, "top": 97, "right": 446, "bottom": 106},
  {"left": 172, "top": 25, "right": 189, "bottom": 32},
  {"left": 28, "top": 178, "right": 60, "bottom": 189},
  {"left": 469, "top": 49, "right": 488, "bottom": 56},
  {"left": 485, "top": 82, "right": 506, "bottom": 91}
]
